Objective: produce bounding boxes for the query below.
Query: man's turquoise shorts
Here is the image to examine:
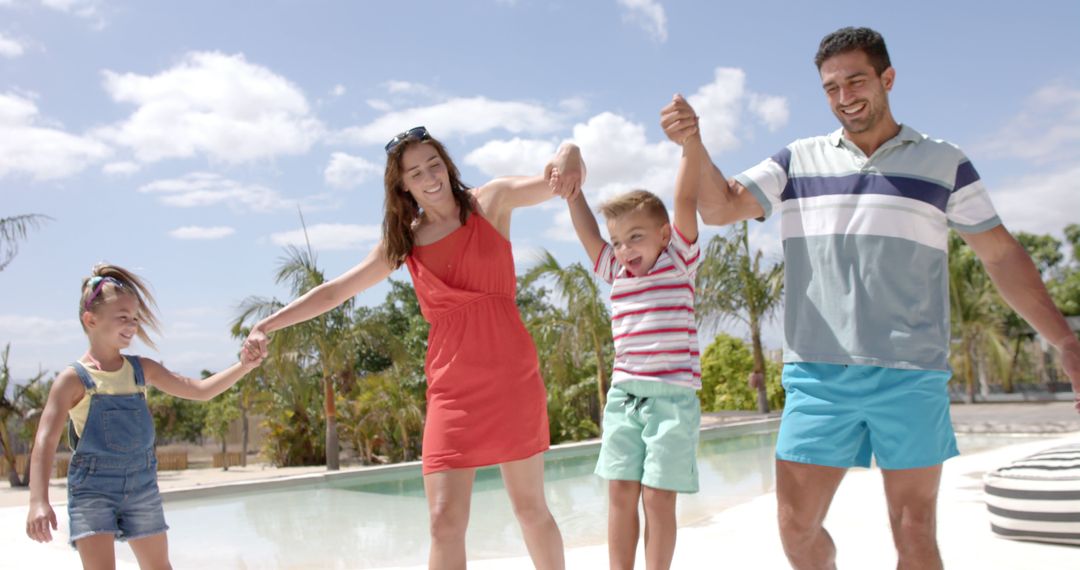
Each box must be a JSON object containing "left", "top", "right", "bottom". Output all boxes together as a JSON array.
[
  {"left": 777, "top": 362, "right": 959, "bottom": 470},
  {"left": 594, "top": 381, "right": 700, "bottom": 493}
]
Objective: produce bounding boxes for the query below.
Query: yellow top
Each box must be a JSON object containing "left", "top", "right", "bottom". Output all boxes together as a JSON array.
[{"left": 68, "top": 358, "right": 144, "bottom": 437}]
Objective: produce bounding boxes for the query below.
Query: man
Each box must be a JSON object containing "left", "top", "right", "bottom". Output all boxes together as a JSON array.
[{"left": 661, "top": 26, "right": 1080, "bottom": 570}]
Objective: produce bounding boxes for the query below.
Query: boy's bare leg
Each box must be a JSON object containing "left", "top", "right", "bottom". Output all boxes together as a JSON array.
[
  {"left": 608, "top": 480, "right": 642, "bottom": 570},
  {"left": 641, "top": 485, "right": 677, "bottom": 570}
]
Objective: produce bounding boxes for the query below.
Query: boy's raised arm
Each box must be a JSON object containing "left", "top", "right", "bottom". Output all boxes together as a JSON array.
[
  {"left": 566, "top": 191, "right": 608, "bottom": 267},
  {"left": 675, "top": 134, "right": 704, "bottom": 243}
]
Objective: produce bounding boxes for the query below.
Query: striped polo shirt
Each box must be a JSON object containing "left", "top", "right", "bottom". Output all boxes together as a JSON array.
[
  {"left": 594, "top": 226, "right": 703, "bottom": 389},
  {"left": 734, "top": 124, "right": 1000, "bottom": 371}
]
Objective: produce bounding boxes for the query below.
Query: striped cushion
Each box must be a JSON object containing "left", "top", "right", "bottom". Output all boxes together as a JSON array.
[{"left": 984, "top": 443, "right": 1080, "bottom": 545}]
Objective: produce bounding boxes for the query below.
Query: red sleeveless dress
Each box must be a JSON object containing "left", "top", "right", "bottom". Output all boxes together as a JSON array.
[{"left": 407, "top": 213, "right": 550, "bottom": 474}]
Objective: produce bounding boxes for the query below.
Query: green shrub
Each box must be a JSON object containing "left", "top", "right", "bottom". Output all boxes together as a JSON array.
[{"left": 699, "top": 333, "right": 785, "bottom": 412}]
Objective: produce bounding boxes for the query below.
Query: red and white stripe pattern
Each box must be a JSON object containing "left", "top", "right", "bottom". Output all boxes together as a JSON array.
[{"left": 595, "top": 227, "right": 702, "bottom": 389}]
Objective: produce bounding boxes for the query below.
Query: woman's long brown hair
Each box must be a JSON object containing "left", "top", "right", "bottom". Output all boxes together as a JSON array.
[{"left": 382, "top": 136, "right": 474, "bottom": 268}]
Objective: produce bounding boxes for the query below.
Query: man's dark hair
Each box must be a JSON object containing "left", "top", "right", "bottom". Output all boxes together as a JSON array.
[{"left": 814, "top": 27, "right": 891, "bottom": 75}]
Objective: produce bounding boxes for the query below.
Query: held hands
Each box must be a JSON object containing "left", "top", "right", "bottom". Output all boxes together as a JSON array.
[
  {"left": 242, "top": 327, "right": 269, "bottom": 364},
  {"left": 660, "top": 93, "right": 700, "bottom": 145},
  {"left": 26, "top": 501, "right": 57, "bottom": 543},
  {"left": 545, "top": 143, "right": 586, "bottom": 201},
  {"left": 240, "top": 342, "right": 266, "bottom": 370}
]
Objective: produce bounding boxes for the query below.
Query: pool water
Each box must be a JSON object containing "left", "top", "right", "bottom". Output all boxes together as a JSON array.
[{"left": 118, "top": 426, "right": 1026, "bottom": 568}]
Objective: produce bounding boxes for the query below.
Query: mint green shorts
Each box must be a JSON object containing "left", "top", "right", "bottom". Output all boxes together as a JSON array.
[{"left": 594, "top": 381, "right": 701, "bottom": 493}]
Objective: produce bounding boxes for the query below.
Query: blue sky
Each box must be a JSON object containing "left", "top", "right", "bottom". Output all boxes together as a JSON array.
[{"left": 2, "top": 0, "right": 1079, "bottom": 380}]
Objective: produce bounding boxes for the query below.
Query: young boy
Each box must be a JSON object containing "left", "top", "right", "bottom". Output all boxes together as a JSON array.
[{"left": 564, "top": 107, "right": 702, "bottom": 570}]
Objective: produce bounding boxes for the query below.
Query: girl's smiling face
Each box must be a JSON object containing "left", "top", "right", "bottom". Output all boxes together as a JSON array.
[{"left": 83, "top": 294, "right": 140, "bottom": 350}]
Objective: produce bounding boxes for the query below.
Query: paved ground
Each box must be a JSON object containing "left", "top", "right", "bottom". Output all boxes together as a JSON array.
[
  {"left": 1, "top": 401, "right": 1077, "bottom": 568},
  {"left": 427, "top": 431, "right": 1080, "bottom": 570},
  {"left": 948, "top": 400, "right": 1080, "bottom": 432}
]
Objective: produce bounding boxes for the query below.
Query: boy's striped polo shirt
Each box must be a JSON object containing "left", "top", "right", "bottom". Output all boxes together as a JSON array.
[
  {"left": 594, "top": 227, "right": 703, "bottom": 389},
  {"left": 734, "top": 124, "right": 1000, "bottom": 371}
]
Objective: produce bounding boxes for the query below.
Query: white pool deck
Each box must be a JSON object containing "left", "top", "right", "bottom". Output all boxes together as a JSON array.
[{"left": 2, "top": 425, "right": 1078, "bottom": 568}]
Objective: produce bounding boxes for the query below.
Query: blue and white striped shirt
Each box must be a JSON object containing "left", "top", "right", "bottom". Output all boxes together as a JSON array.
[{"left": 735, "top": 124, "right": 1000, "bottom": 371}]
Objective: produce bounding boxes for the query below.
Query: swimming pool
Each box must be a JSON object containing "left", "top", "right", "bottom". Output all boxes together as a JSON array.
[{"left": 116, "top": 423, "right": 1028, "bottom": 568}]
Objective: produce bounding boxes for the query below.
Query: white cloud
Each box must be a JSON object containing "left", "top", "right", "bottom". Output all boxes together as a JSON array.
[
  {"left": 33, "top": 0, "right": 106, "bottom": 28},
  {"left": 336, "top": 96, "right": 565, "bottom": 146},
  {"left": 617, "top": 0, "right": 668, "bottom": 43},
  {"left": 991, "top": 165, "right": 1080, "bottom": 239},
  {"left": 747, "top": 218, "right": 783, "bottom": 263},
  {"left": 0, "top": 92, "right": 36, "bottom": 125},
  {"left": 39, "top": 0, "right": 99, "bottom": 15},
  {"left": 749, "top": 93, "right": 790, "bottom": 132},
  {"left": 102, "top": 160, "right": 139, "bottom": 175},
  {"left": 544, "top": 207, "right": 580, "bottom": 243},
  {"left": 462, "top": 69, "right": 785, "bottom": 243},
  {"left": 503, "top": 111, "right": 683, "bottom": 243},
  {"left": 324, "top": 151, "right": 380, "bottom": 189},
  {"left": 512, "top": 243, "right": 546, "bottom": 271},
  {"left": 559, "top": 96, "right": 589, "bottom": 115},
  {"left": 383, "top": 80, "right": 435, "bottom": 97},
  {"left": 467, "top": 112, "right": 682, "bottom": 203},
  {"left": 0, "top": 314, "right": 82, "bottom": 345},
  {"left": 0, "top": 314, "right": 87, "bottom": 378},
  {"left": 138, "top": 172, "right": 293, "bottom": 212},
  {"left": 685, "top": 67, "right": 789, "bottom": 154},
  {"left": 269, "top": 223, "right": 381, "bottom": 251},
  {"left": 686, "top": 68, "right": 745, "bottom": 154},
  {"left": 970, "top": 82, "right": 1080, "bottom": 240},
  {"left": 0, "top": 32, "right": 24, "bottom": 58},
  {"left": 168, "top": 225, "right": 236, "bottom": 240},
  {"left": 95, "top": 51, "right": 324, "bottom": 163},
  {"left": 465, "top": 137, "right": 558, "bottom": 178},
  {"left": 330, "top": 84, "right": 346, "bottom": 97},
  {"left": 366, "top": 98, "right": 392, "bottom": 112},
  {"left": 976, "top": 84, "right": 1080, "bottom": 165},
  {"left": 0, "top": 92, "right": 112, "bottom": 180},
  {"left": 572, "top": 111, "right": 682, "bottom": 201}
]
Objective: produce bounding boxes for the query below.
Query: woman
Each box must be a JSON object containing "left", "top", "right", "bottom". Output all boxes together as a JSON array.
[{"left": 243, "top": 126, "right": 584, "bottom": 569}]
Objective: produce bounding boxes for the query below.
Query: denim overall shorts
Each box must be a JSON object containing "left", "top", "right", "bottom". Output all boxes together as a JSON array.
[{"left": 66, "top": 355, "right": 168, "bottom": 547}]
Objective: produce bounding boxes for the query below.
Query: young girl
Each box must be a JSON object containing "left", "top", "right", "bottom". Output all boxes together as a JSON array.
[{"left": 25, "top": 264, "right": 262, "bottom": 569}]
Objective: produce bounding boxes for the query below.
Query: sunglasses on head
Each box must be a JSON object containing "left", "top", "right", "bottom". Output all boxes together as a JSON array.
[{"left": 384, "top": 126, "right": 430, "bottom": 154}]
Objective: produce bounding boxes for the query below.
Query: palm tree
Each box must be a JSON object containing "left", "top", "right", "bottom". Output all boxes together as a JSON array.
[
  {"left": 233, "top": 246, "right": 355, "bottom": 470},
  {"left": 948, "top": 232, "right": 1010, "bottom": 402},
  {"left": 0, "top": 214, "right": 52, "bottom": 271},
  {"left": 234, "top": 245, "right": 410, "bottom": 470},
  {"left": 14, "top": 373, "right": 50, "bottom": 485},
  {"left": 228, "top": 325, "right": 271, "bottom": 467},
  {"left": 0, "top": 344, "right": 23, "bottom": 486},
  {"left": 696, "top": 222, "right": 784, "bottom": 413},
  {"left": 349, "top": 369, "right": 424, "bottom": 462},
  {"left": 204, "top": 384, "right": 241, "bottom": 471},
  {"left": 0, "top": 345, "right": 48, "bottom": 487},
  {"left": 523, "top": 251, "right": 613, "bottom": 420}
]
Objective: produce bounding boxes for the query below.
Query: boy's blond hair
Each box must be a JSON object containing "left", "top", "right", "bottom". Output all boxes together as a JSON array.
[{"left": 598, "top": 189, "right": 669, "bottom": 226}]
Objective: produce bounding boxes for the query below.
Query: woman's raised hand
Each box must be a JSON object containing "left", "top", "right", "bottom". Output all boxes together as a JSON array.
[{"left": 546, "top": 143, "right": 585, "bottom": 200}]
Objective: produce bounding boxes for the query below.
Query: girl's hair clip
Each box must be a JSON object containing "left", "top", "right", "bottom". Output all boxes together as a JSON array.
[{"left": 84, "top": 276, "right": 123, "bottom": 311}]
